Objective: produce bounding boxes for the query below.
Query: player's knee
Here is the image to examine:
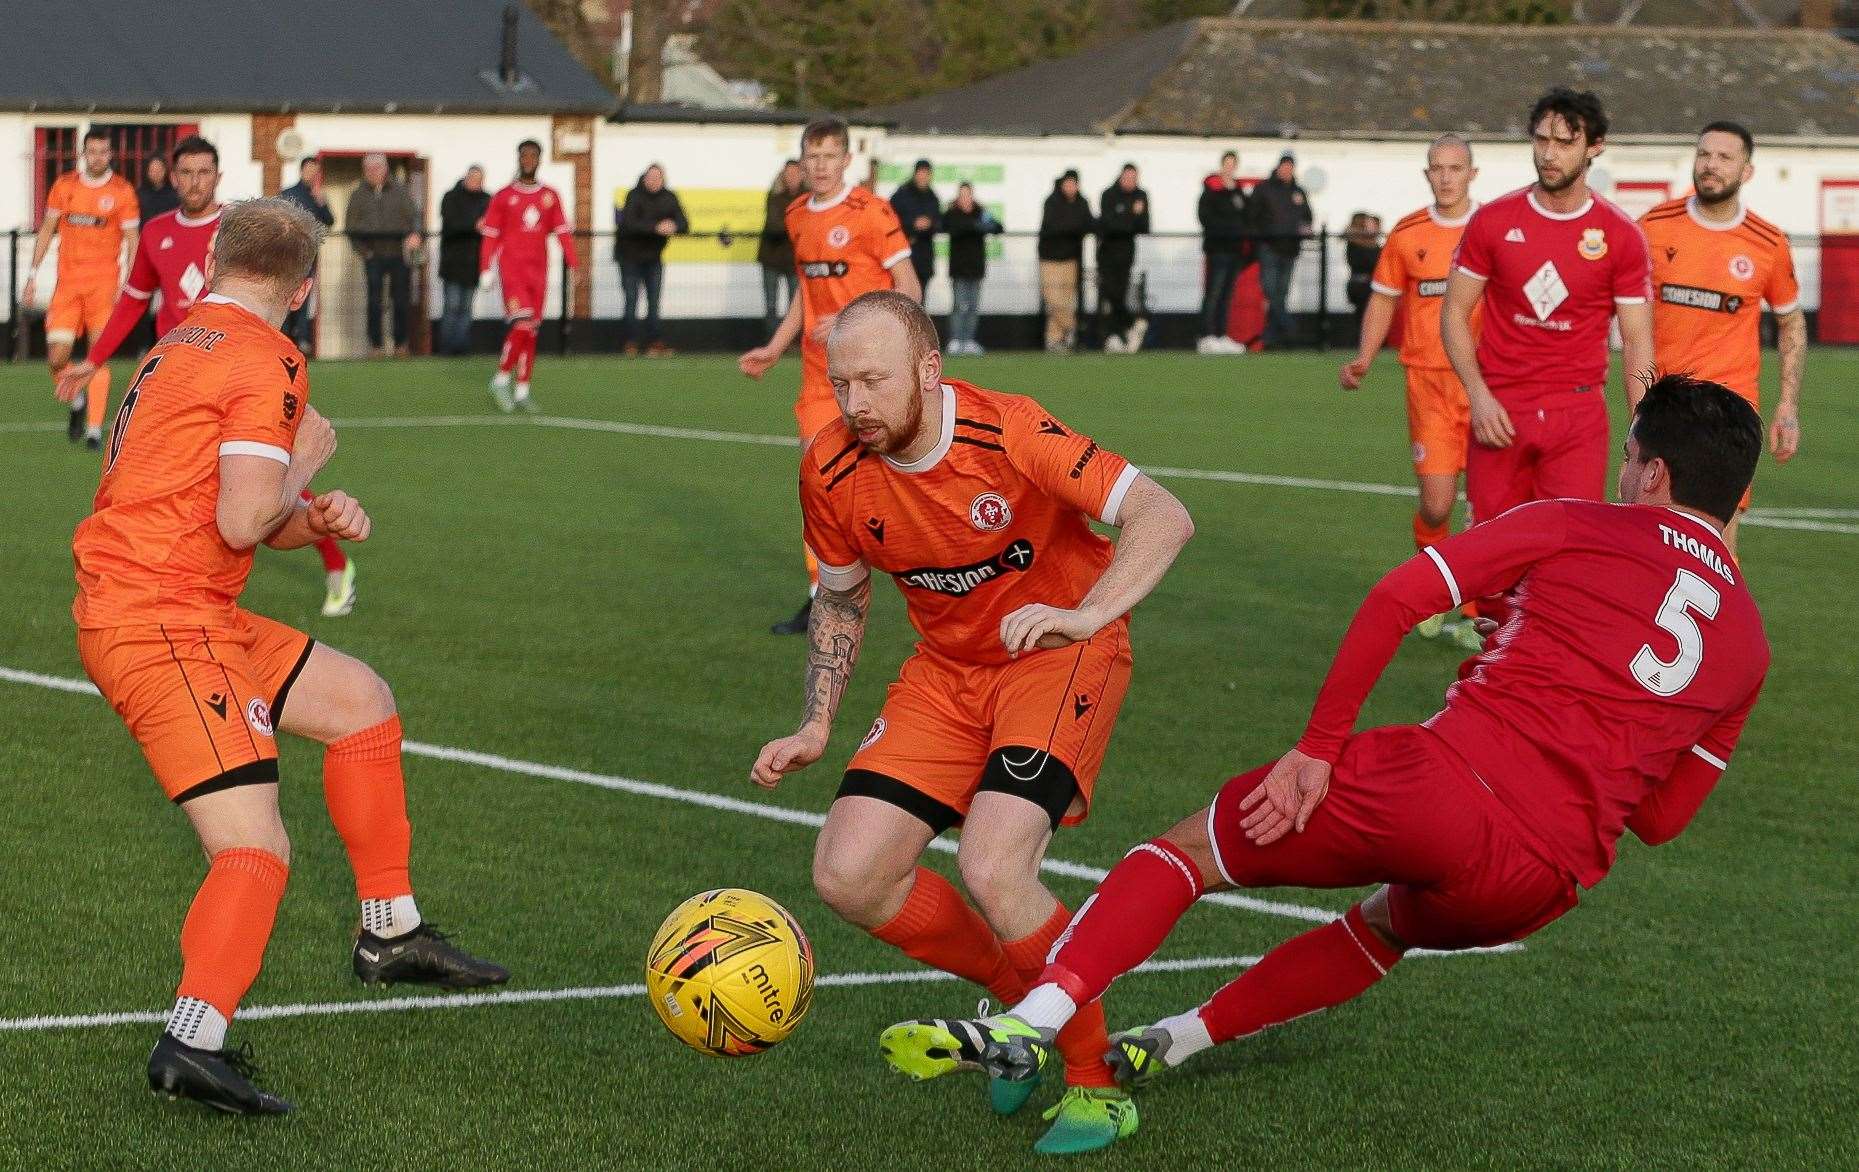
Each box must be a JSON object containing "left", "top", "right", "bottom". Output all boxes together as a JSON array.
[
  {"left": 811, "top": 846, "right": 891, "bottom": 926},
  {"left": 956, "top": 846, "right": 1042, "bottom": 925},
  {"left": 201, "top": 813, "right": 291, "bottom": 865},
  {"left": 318, "top": 658, "right": 396, "bottom": 740}
]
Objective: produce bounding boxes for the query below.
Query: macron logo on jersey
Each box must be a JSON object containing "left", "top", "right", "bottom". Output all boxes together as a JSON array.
[{"left": 1505, "top": 227, "right": 1526, "bottom": 243}]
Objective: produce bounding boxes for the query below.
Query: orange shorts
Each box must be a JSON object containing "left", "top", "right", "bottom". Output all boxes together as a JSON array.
[
  {"left": 78, "top": 610, "right": 314, "bottom": 802},
  {"left": 46, "top": 277, "right": 117, "bottom": 345},
  {"left": 1405, "top": 366, "right": 1471, "bottom": 478},
  {"left": 842, "top": 622, "right": 1133, "bottom": 832}
]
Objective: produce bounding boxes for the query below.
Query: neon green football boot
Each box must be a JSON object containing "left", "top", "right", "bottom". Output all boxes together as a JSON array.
[
  {"left": 1105, "top": 1024, "right": 1175, "bottom": 1088},
  {"left": 1035, "top": 1085, "right": 1139, "bottom": 1155},
  {"left": 879, "top": 1009, "right": 1051, "bottom": 1084}
]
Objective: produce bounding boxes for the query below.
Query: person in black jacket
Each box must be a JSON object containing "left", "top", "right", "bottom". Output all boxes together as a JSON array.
[
  {"left": 1343, "top": 211, "right": 1383, "bottom": 333},
  {"left": 1198, "top": 150, "right": 1250, "bottom": 354},
  {"left": 758, "top": 159, "right": 803, "bottom": 336},
  {"left": 436, "top": 166, "right": 491, "bottom": 355},
  {"left": 1250, "top": 152, "right": 1315, "bottom": 348},
  {"left": 614, "top": 164, "right": 689, "bottom": 355},
  {"left": 136, "top": 155, "right": 180, "bottom": 221},
  {"left": 889, "top": 158, "right": 941, "bottom": 298},
  {"left": 277, "top": 157, "right": 337, "bottom": 352},
  {"left": 941, "top": 181, "right": 1003, "bottom": 355},
  {"left": 1038, "top": 169, "right": 1096, "bottom": 352},
  {"left": 1098, "top": 163, "right": 1150, "bottom": 352}
]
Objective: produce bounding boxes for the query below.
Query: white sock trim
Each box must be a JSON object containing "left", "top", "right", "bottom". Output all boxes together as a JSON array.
[
  {"left": 1012, "top": 983, "right": 1077, "bottom": 1033},
  {"left": 362, "top": 894, "right": 421, "bottom": 939},
  {"left": 166, "top": 996, "right": 228, "bottom": 1050},
  {"left": 1155, "top": 1007, "right": 1215, "bottom": 1066}
]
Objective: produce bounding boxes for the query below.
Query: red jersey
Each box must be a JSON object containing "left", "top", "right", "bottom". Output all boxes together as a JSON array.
[
  {"left": 478, "top": 181, "right": 573, "bottom": 277},
  {"left": 1454, "top": 187, "right": 1651, "bottom": 406},
  {"left": 799, "top": 379, "right": 1138, "bottom": 667},
  {"left": 1298, "top": 499, "right": 1768, "bottom": 888},
  {"left": 124, "top": 206, "right": 222, "bottom": 336}
]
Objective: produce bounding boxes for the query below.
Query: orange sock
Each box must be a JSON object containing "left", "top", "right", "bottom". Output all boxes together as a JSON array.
[
  {"left": 871, "top": 868, "right": 1023, "bottom": 1003},
  {"left": 1003, "top": 903, "right": 1117, "bottom": 1088},
  {"left": 324, "top": 715, "right": 412, "bottom": 900},
  {"left": 84, "top": 364, "right": 111, "bottom": 430},
  {"left": 176, "top": 847, "right": 290, "bottom": 1019},
  {"left": 1412, "top": 512, "right": 1449, "bottom": 553}
]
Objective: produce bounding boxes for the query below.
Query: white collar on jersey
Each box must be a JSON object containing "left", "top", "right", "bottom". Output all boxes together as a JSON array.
[
  {"left": 1429, "top": 202, "right": 1477, "bottom": 228},
  {"left": 807, "top": 184, "right": 852, "bottom": 213},
  {"left": 201, "top": 291, "right": 263, "bottom": 316},
  {"left": 1685, "top": 195, "right": 1747, "bottom": 232},
  {"left": 883, "top": 383, "right": 956, "bottom": 474},
  {"left": 1661, "top": 505, "right": 1727, "bottom": 536},
  {"left": 78, "top": 168, "right": 116, "bottom": 188},
  {"left": 1526, "top": 189, "right": 1594, "bottom": 221},
  {"left": 174, "top": 205, "right": 224, "bottom": 228}
]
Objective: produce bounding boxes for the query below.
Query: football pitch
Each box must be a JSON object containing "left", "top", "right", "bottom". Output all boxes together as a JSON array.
[{"left": 0, "top": 349, "right": 1853, "bottom": 1168}]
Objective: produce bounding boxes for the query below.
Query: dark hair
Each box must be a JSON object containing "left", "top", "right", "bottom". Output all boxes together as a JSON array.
[
  {"left": 1220, "top": 150, "right": 1237, "bottom": 164},
  {"left": 1699, "top": 120, "right": 1755, "bottom": 158},
  {"left": 301, "top": 155, "right": 320, "bottom": 167},
  {"left": 1120, "top": 162, "right": 1137, "bottom": 174},
  {"left": 1630, "top": 373, "right": 1761, "bottom": 524},
  {"left": 82, "top": 126, "right": 110, "bottom": 146},
  {"left": 517, "top": 138, "right": 542, "bottom": 154},
  {"left": 171, "top": 135, "right": 218, "bottom": 167},
  {"left": 1527, "top": 88, "right": 1609, "bottom": 145},
  {"left": 801, "top": 116, "right": 850, "bottom": 152}
]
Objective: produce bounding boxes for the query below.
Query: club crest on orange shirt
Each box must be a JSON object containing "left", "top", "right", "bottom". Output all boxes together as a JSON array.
[
  {"left": 1728, "top": 254, "right": 1755, "bottom": 281},
  {"left": 970, "top": 492, "right": 1012, "bottom": 532},
  {"left": 246, "top": 698, "right": 275, "bottom": 737},
  {"left": 860, "top": 717, "right": 886, "bottom": 750},
  {"left": 827, "top": 225, "right": 850, "bottom": 249},
  {"left": 1578, "top": 228, "right": 1607, "bottom": 261}
]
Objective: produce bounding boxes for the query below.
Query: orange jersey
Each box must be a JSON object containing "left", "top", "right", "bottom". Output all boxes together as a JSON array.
[
  {"left": 800, "top": 379, "right": 1137, "bottom": 667},
  {"left": 1370, "top": 204, "right": 1478, "bottom": 370},
  {"left": 73, "top": 296, "right": 309, "bottom": 630},
  {"left": 1641, "top": 197, "right": 1798, "bottom": 402},
  {"left": 45, "top": 169, "right": 139, "bottom": 279},
  {"left": 786, "top": 186, "right": 911, "bottom": 398}
]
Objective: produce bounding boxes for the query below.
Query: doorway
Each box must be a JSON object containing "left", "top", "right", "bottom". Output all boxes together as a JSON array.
[{"left": 313, "top": 152, "right": 430, "bottom": 358}]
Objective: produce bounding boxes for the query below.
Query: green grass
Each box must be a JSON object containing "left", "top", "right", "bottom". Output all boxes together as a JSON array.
[{"left": 0, "top": 349, "right": 1854, "bottom": 1168}]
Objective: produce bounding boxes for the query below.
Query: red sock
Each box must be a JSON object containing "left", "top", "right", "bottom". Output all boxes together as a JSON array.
[
  {"left": 313, "top": 536, "right": 346, "bottom": 572},
  {"left": 871, "top": 868, "right": 1022, "bottom": 1003},
  {"left": 515, "top": 327, "right": 537, "bottom": 383},
  {"left": 497, "top": 326, "right": 519, "bottom": 374},
  {"left": 1036, "top": 839, "right": 1205, "bottom": 1009},
  {"left": 1197, "top": 903, "right": 1402, "bottom": 1044},
  {"left": 324, "top": 716, "right": 412, "bottom": 900},
  {"left": 176, "top": 847, "right": 290, "bottom": 1018},
  {"left": 1004, "top": 903, "right": 1116, "bottom": 1088},
  {"left": 1412, "top": 512, "right": 1449, "bottom": 552}
]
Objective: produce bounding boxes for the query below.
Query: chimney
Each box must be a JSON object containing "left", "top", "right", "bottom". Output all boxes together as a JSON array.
[
  {"left": 1800, "top": 0, "right": 1833, "bottom": 28},
  {"left": 500, "top": 4, "right": 520, "bottom": 87}
]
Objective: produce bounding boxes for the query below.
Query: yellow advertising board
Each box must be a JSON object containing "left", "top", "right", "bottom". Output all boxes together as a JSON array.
[{"left": 615, "top": 185, "right": 769, "bottom": 263}]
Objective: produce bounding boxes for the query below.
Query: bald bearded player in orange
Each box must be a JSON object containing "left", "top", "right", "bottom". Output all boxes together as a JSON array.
[
  {"left": 740, "top": 116, "right": 921, "bottom": 636},
  {"left": 749, "top": 290, "right": 1194, "bottom": 1154}
]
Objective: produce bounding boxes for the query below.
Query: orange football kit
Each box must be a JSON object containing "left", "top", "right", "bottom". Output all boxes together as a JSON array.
[
  {"left": 43, "top": 169, "right": 140, "bottom": 344},
  {"left": 1369, "top": 204, "right": 1480, "bottom": 480}
]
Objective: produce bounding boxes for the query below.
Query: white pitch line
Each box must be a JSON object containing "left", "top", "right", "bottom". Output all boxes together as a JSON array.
[
  {"left": 0, "top": 411, "right": 1850, "bottom": 532},
  {"left": 0, "top": 665, "right": 1377, "bottom": 930}
]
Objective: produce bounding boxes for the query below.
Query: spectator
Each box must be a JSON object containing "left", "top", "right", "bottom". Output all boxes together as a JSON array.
[
  {"left": 1037, "top": 169, "right": 1096, "bottom": 353},
  {"left": 1250, "top": 151, "right": 1315, "bottom": 348},
  {"left": 278, "top": 157, "right": 335, "bottom": 353},
  {"left": 1343, "top": 211, "right": 1383, "bottom": 333},
  {"left": 1197, "top": 150, "right": 1250, "bottom": 354},
  {"left": 942, "top": 181, "right": 1002, "bottom": 355},
  {"left": 1097, "top": 163, "right": 1150, "bottom": 353},
  {"left": 614, "top": 163, "right": 689, "bottom": 356},
  {"left": 136, "top": 155, "right": 179, "bottom": 220},
  {"left": 759, "top": 159, "right": 803, "bottom": 336},
  {"left": 345, "top": 152, "right": 421, "bottom": 356},
  {"left": 890, "top": 158, "right": 941, "bottom": 298},
  {"left": 437, "top": 164, "right": 491, "bottom": 355}
]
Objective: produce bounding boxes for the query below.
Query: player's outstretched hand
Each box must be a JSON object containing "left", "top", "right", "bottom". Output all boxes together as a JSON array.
[
  {"left": 292, "top": 406, "right": 338, "bottom": 477},
  {"left": 1770, "top": 409, "right": 1800, "bottom": 463},
  {"left": 1469, "top": 393, "right": 1515, "bottom": 449},
  {"left": 738, "top": 346, "right": 779, "bottom": 380},
  {"left": 55, "top": 361, "right": 98, "bottom": 404},
  {"left": 1338, "top": 357, "right": 1370, "bottom": 390},
  {"left": 750, "top": 727, "right": 828, "bottom": 790},
  {"left": 1238, "top": 748, "right": 1331, "bottom": 846},
  {"left": 999, "top": 604, "right": 1097, "bottom": 658},
  {"left": 306, "top": 490, "right": 370, "bottom": 542}
]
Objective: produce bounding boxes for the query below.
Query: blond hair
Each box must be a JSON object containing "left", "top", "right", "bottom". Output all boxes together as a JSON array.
[
  {"left": 212, "top": 198, "right": 326, "bottom": 290},
  {"left": 835, "top": 290, "right": 940, "bottom": 363}
]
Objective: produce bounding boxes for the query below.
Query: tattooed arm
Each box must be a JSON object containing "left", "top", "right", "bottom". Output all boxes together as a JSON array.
[
  {"left": 750, "top": 575, "right": 871, "bottom": 789},
  {"left": 1771, "top": 309, "right": 1806, "bottom": 463}
]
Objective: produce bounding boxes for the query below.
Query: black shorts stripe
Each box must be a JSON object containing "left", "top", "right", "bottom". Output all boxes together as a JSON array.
[
  {"left": 954, "top": 417, "right": 1003, "bottom": 434},
  {"left": 200, "top": 627, "right": 260, "bottom": 760},
  {"left": 271, "top": 637, "right": 316, "bottom": 725},
  {"left": 837, "top": 769, "right": 962, "bottom": 835},
  {"left": 172, "top": 758, "right": 279, "bottom": 805},
  {"left": 160, "top": 624, "right": 224, "bottom": 775},
  {"left": 952, "top": 436, "right": 1004, "bottom": 452}
]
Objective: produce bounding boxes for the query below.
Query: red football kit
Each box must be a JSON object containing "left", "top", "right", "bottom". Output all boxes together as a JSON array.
[
  {"left": 478, "top": 180, "right": 574, "bottom": 323},
  {"left": 90, "top": 206, "right": 223, "bottom": 365},
  {"left": 1453, "top": 188, "right": 1652, "bottom": 523}
]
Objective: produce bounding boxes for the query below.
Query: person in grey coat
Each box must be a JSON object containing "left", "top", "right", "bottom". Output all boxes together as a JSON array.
[{"left": 345, "top": 152, "right": 421, "bottom": 355}]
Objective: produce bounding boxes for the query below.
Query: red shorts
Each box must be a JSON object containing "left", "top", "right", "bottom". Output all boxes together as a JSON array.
[
  {"left": 845, "top": 624, "right": 1133, "bottom": 831},
  {"left": 1465, "top": 393, "right": 1608, "bottom": 525},
  {"left": 499, "top": 270, "right": 545, "bottom": 324},
  {"left": 1207, "top": 725, "right": 1578, "bottom": 950}
]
